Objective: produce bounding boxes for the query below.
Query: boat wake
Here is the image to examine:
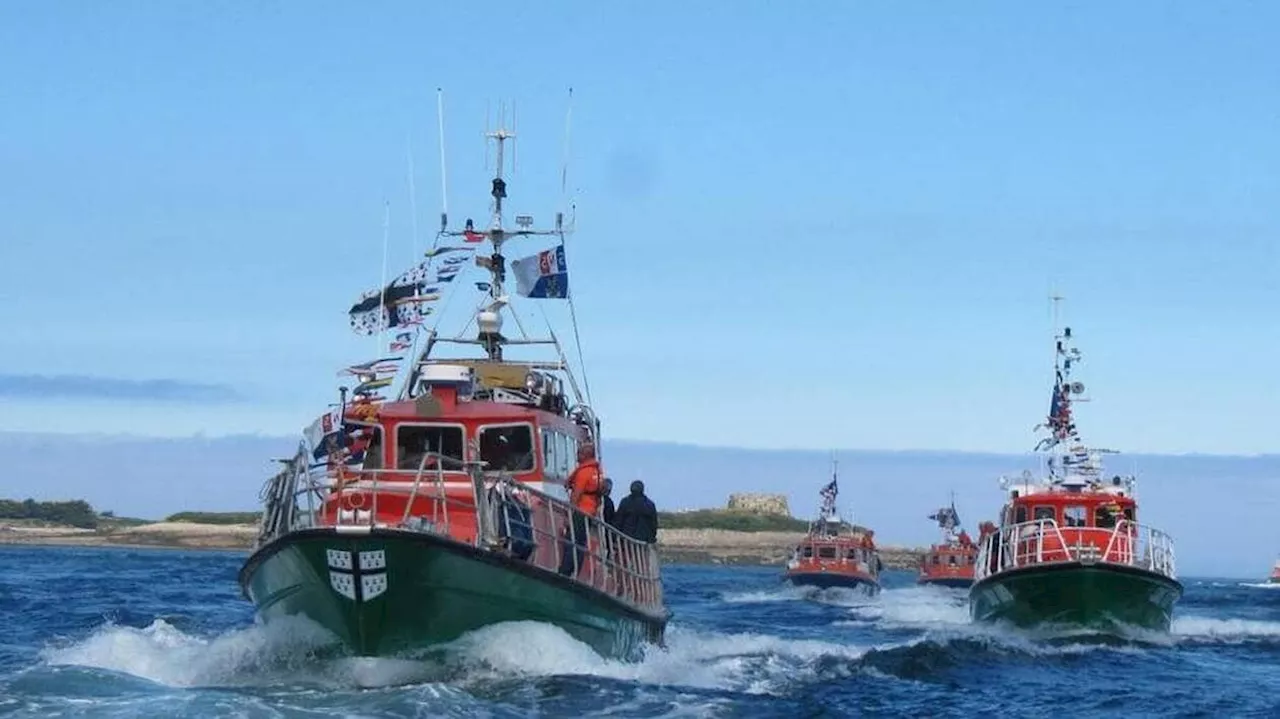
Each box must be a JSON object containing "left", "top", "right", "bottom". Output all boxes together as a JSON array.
[
  {"left": 722, "top": 583, "right": 876, "bottom": 607},
  {"left": 18, "top": 616, "right": 869, "bottom": 704},
  {"left": 1237, "top": 581, "right": 1280, "bottom": 590},
  {"left": 18, "top": 594, "right": 1280, "bottom": 717},
  {"left": 839, "top": 584, "right": 970, "bottom": 629}
]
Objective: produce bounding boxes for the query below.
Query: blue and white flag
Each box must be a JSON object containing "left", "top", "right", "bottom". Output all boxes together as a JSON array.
[{"left": 511, "top": 245, "right": 569, "bottom": 299}]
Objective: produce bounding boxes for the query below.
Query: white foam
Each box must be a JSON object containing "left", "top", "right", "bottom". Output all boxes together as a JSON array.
[
  {"left": 40, "top": 617, "right": 340, "bottom": 688},
  {"left": 1172, "top": 615, "right": 1280, "bottom": 641},
  {"left": 447, "top": 621, "right": 867, "bottom": 695},
  {"left": 38, "top": 616, "right": 874, "bottom": 697},
  {"left": 865, "top": 585, "right": 970, "bottom": 628}
]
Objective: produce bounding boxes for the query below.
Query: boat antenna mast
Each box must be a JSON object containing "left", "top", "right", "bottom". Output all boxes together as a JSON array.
[
  {"left": 929, "top": 492, "right": 961, "bottom": 544},
  {"left": 439, "top": 103, "right": 565, "bottom": 363},
  {"left": 812, "top": 456, "right": 841, "bottom": 535},
  {"left": 1035, "top": 295, "right": 1093, "bottom": 485}
]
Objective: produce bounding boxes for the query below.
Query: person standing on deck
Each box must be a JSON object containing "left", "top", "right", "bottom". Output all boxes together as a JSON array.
[
  {"left": 613, "top": 480, "right": 659, "bottom": 592},
  {"left": 600, "top": 478, "right": 620, "bottom": 583},
  {"left": 558, "top": 442, "right": 602, "bottom": 576},
  {"left": 601, "top": 478, "right": 617, "bottom": 527},
  {"left": 614, "top": 480, "right": 658, "bottom": 544}
]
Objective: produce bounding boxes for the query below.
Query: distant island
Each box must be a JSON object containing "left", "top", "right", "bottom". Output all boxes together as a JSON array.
[{"left": 0, "top": 495, "right": 926, "bottom": 569}]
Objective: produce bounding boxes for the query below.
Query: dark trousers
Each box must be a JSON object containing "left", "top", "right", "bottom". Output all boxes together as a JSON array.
[{"left": 558, "top": 513, "right": 590, "bottom": 576}]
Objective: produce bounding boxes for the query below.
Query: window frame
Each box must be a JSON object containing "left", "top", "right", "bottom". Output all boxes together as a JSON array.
[
  {"left": 1063, "top": 505, "right": 1088, "bottom": 528},
  {"left": 475, "top": 421, "right": 539, "bottom": 474},
  {"left": 392, "top": 421, "right": 468, "bottom": 472}
]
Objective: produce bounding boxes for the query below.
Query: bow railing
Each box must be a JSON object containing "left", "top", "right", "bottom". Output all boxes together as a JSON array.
[
  {"left": 255, "top": 446, "right": 664, "bottom": 614},
  {"left": 974, "top": 518, "right": 1176, "bottom": 582}
]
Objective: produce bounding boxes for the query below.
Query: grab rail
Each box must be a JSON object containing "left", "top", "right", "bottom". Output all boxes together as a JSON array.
[
  {"left": 256, "top": 447, "right": 665, "bottom": 615},
  {"left": 974, "top": 518, "right": 1177, "bottom": 582}
]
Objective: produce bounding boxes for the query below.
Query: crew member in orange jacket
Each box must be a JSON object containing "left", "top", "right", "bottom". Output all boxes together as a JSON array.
[{"left": 558, "top": 442, "right": 602, "bottom": 576}]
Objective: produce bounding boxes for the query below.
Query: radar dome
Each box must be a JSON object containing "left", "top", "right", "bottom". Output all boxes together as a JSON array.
[{"left": 477, "top": 310, "right": 503, "bottom": 335}]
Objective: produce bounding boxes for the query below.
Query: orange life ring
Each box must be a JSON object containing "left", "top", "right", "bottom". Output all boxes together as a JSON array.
[{"left": 343, "top": 490, "right": 367, "bottom": 511}]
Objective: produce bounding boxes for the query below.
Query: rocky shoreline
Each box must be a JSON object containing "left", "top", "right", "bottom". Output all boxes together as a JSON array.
[{"left": 0, "top": 522, "right": 927, "bottom": 568}]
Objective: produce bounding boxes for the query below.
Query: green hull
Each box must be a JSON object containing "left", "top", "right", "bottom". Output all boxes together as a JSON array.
[
  {"left": 969, "top": 562, "right": 1183, "bottom": 631},
  {"left": 239, "top": 528, "right": 668, "bottom": 660}
]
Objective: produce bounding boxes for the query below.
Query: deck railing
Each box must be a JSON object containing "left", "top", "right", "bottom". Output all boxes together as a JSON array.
[
  {"left": 256, "top": 445, "right": 665, "bottom": 615},
  {"left": 973, "top": 518, "right": 1177, "bottom": 582}
]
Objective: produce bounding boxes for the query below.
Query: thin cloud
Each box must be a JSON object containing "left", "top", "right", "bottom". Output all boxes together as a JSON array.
[{"left": 0, "top": 374, "right": 240, "bottom": 403}]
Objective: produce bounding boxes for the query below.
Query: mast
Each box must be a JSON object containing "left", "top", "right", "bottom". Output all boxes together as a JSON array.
[
  {"left": 426, "top": 105, "right": 569, "bottom": 364},
  {"left": 930, "top": 494, "right": 960, "bottom": 544}
]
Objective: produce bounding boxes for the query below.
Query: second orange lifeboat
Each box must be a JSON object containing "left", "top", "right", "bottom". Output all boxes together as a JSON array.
[
  {"left": 916, "top": 498, "right": 990, "bottom": 589},
  {"left": 783, "top": 460, "right": 883, "bottom": 594}
]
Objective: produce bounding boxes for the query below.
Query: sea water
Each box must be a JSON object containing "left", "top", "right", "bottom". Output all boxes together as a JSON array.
[{"left": 1, "top": 546, "right": 1277, "bottom": 717}]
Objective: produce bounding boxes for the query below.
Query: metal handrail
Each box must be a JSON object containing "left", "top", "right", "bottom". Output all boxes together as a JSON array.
[
  {"left": 974, "top": 518, "right": 1178, "bottom": 582},
  {"left": 259, "top": 447, "right": 665, "bottom": 614}
]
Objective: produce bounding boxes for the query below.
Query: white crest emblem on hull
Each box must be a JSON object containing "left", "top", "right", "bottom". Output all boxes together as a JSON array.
[{"left": 325, "top": 547, "right": 389, "bottom": 602}]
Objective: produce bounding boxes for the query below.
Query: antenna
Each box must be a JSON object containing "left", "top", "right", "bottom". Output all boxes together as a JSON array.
[
  {"left": 436, "top": 88, "right": 449, "bottom": 232},
  {"left": 561, "top": 87, "right": 573, "bottom": 205},
  {"left": 407, "top": 134, "right": 420, "bottom": 259},
  {"left": 512, "top": 100, "right": 518, "bottom": 174},
  {"left": 377, "top": 201, "right": 391, "bottom": 351}
]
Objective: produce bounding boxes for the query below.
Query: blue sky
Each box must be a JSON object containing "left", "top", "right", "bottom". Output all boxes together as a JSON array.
[{"left": 1, "top": 1, "right": 1277, "bottom": 454}]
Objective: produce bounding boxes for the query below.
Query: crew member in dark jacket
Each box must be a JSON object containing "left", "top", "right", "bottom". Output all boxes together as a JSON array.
[
  {"left": 601, "top": 478, "right": 617, "bottom": 527},
  {"left": 614, "top": 480, "right": 658, "bottom": 544}
]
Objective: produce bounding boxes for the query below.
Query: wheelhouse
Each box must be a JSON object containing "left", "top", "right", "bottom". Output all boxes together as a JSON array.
[
  {"left": 924, "top": 546, "right": 977, "bottom": 568},
  {"left": 1002, "top": 487, "right": 1136, "bottom": 531},
  {"left": 342, "top": 360, "right": 593, "bottom": 492}
]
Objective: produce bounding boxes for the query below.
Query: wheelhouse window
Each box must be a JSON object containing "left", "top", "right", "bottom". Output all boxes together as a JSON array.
[
  {"left": 932, "top": 555, "right": 941, "bottom": 565},
  {"left": 480, "top": 424, "right": 536, "bottom": 472},
  {"left": 1095, "top": 505, "right": 1118, "bottom": 529},
  {"left": 542, "top": 430, "right": 560, "bottom": 481},
  {"left": 802, "top": 546, "right": 813, "bottom": 558},
  {"left": 948, "top": 554, "right": 958, "bottom": 566},
  {"left": 356, "top": 425, "right": 383, "bottom": 470},
  {"left": 846, "top": 548, "right": 859, "bottom": 560},
  {"left": 396, "top": 424, "right": 464, "bottom": 470},
  {"left": 1033, "top": 506, "right": 1055, "bottom": 522},
  {"left": 817, "top": 546, "right": 837, "bottom": 559},
  {"left": 1064, "top": 506, "right": 1087, "bottom": 527},
  {"left": 1123, "top": 507, "right": 1135, "bottom": 523},
  {"left": 540, "top": 429, "right": 582, "bottom": 481},
  {"left": 1014, "top": 505, "right": 1029, "bottom": 523},
  {"left": 564, "top": 435, "right": 578, "bottom": 475}
]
